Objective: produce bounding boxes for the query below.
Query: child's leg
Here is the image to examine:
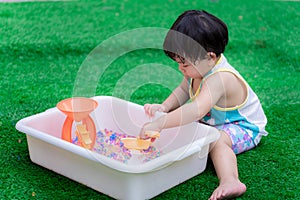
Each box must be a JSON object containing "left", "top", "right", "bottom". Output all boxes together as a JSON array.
[{"left": 208, "top": 131, "right": 246, "bottom": 200}]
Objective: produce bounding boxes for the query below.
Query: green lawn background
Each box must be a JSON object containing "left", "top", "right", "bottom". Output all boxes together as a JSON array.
[{"left": 0, "top": 0, "right": 299, "bottom": 199}]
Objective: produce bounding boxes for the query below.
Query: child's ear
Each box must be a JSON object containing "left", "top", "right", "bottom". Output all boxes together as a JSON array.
[
  {"left": 207, "top": 52, "right": 217, "bottom": 61},
  {"left": 207, "top": 52, "right": 218, "bottom": 68}
]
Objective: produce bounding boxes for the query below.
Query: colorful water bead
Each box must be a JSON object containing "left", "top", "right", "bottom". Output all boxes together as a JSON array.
[{"left": 73, "top": 129, "right": 162, "bottom": 163}]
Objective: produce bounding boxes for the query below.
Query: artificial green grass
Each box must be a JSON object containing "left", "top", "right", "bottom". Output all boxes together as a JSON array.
[{"left": 0, "top": 0, "right": 299, "bottom": 199}]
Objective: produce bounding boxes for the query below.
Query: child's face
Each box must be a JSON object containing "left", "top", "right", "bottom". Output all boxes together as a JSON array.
[{"left": 175, "top": 56, "right": 213, "bottom": 79}]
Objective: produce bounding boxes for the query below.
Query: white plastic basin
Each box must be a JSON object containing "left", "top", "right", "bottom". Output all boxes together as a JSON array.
[{"left": 16, "top": 96, "right": 219, "bottom": 200}]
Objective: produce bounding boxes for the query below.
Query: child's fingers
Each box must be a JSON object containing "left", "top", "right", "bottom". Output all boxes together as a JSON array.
[
  {"left": 144, "top": 104, "right": 150, "bottom": 112},
  {"left": 144, "top": 104, "right": 152, "bottom": 117},
  {"left": 150, "top": 106, "right": 156, "bottom": 117},
  {"left": 144, "top": 104, "right": 164, "bottom": 117},
  {"left": 145, "top": 104, "right": 156, "bottom": 117}
]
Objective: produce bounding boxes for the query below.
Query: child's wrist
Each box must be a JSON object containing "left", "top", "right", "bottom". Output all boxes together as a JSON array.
[
  {"left": 152, "top": 118, "right": 164, "bottom": 132},
  {"left": 161, "top": 103, "right": 169, "bottom": 113}
]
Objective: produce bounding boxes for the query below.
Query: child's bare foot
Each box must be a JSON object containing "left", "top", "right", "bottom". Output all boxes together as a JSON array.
[{"left": 209, "top": 180, "right": 246, "bottom": 200}]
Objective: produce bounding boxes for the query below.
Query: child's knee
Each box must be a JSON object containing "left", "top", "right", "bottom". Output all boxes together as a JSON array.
[
  {"left": 218, "top": 130, "right": 232, "bottom": 146},
  {"left": 209, "top": 131, "right": 232, "bottom": 151}
]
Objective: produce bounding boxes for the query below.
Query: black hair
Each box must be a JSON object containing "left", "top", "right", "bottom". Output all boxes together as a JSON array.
[{"left": 163, "top": 10, "right": 228, "bottom": 63}]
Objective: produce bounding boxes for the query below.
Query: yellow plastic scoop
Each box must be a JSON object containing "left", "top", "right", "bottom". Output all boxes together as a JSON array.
[
  {"left": 121, "top": 138, "right": 152, "bottom": 150},
  {"left": 121, "top": 131, "right": 160, "bottom": 150}
]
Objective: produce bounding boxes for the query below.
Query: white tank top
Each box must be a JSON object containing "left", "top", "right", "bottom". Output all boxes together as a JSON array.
[{"left": 189, "top": 54, "right": 268, "bottom": 145}]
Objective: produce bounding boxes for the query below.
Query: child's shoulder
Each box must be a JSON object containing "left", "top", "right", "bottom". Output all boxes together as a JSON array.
[{"left": 211, "top": 55, "right": 245, "bottom": 81}]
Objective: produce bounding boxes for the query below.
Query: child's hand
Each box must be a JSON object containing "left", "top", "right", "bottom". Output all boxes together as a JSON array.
[
  {"left": 144, "top": 103, "right": 167, "bottom": 118},
  {"left": 139, "top": 122, "right": 161, "bottom": 141}
]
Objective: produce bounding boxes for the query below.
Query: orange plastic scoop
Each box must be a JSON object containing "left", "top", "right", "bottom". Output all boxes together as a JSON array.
[{"left": 121, "top": 138, "right": 152, "bottom": 150}]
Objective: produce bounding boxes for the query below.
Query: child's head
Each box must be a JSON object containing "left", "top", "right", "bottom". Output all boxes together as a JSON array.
[{"left": 163, "top": 10, "right": 228, "bottom": 64}]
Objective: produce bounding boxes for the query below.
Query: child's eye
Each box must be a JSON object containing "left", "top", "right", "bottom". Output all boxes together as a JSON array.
[{"left": 174, "top": 55, "right": 185, "bottom": 64}]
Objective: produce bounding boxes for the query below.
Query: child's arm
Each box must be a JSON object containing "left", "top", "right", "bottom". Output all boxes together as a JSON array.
[
  {"left": 162, "top": 77, "right": 190, "bottom": 112},
  {"left": 140, "top": 74, "right": 225, "bottom": 136},
  {"left": 144, "top": 78, "right": 190, "bottom": 117}
]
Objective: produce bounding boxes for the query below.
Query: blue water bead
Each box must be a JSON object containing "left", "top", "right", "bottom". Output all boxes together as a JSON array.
[{"left": 109, "top": 133, "right": 116, "bottom": 141}]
